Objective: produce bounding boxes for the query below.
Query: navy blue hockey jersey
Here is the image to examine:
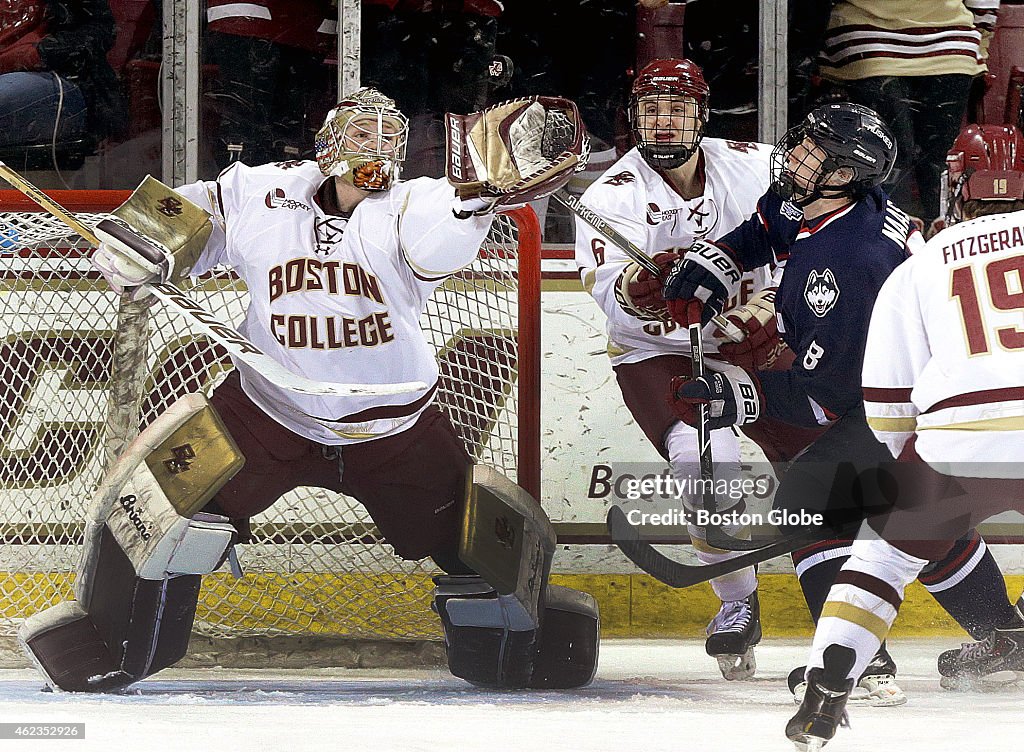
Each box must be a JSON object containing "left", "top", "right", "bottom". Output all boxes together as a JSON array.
[{"left": 715, "top": 187, "right": 920, "bottom": 427}]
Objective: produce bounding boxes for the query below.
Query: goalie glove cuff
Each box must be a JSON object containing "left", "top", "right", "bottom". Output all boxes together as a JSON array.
[{"left": 452, "top": 195, "right": 500, "bottom": 219}]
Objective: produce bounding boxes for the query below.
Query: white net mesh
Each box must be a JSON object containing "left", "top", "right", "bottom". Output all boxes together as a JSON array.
[{"left": 0, "top": 193, "right": 538, "bottom": 657}]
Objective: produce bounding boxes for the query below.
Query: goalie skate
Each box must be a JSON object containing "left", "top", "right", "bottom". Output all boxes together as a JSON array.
[
  {"left": 937, "top": 626, "right": 1024, "bottom": 691},
  {"left": 705, "top": 591, "right": 761, "bottom": 680},
  {"left": 789, "top": 645, "right": 906, "bottom": 707}
]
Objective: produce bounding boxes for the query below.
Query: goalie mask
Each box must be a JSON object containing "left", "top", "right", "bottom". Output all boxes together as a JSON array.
[
  {"left": 628, "top": 58, "right": 710, "bottom": 170},
  {"left": 770, "top": 102, "right": 896, "bottom": 207},
  {"left": 315, "top": 87, "right": 409, "bottom": 191},
  {"left": 943, "top": 124, "right": 1024, "bottom": 225}
]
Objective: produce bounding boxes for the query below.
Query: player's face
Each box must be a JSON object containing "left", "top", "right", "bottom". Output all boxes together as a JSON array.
[
  {"left": 785, "top": 136, "right": 830, "bottom": 192},
  {"left": 343, "top": 114, "right": 404, "bottom": 158},
  {"left": 636, "top": 94, "right": 702, "bottom": 151}
]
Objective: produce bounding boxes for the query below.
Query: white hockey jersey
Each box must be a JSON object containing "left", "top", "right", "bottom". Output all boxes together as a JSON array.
[
  {"left": 863, "top": 209, "right": 1024, "bottom": 475},
  {"left": 177, "top": 161, "right": 493, "bottom": 444},
  {"left": 574, "top": 139, "right": 776, "bottom": 366}
]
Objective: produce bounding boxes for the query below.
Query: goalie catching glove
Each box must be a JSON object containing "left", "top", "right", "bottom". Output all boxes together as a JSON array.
[
  {"left": 446, "top": 95, "right": 590, "bottom": 216},
  {"left": 668, "top": 362, "right": 764, "bottom": 431},
  {"left": 614, "top": 251, "right": 679, "bottom": 322},
  {"left": 713, "top": 289, "right": 787, "bottom": 370},
  {"left": 91, "top": 175, "right": 213, "bottom": 300}
]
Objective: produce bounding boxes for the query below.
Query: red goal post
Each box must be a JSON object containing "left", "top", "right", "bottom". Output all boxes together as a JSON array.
[{"left": 0, "top": 189, "right": 541, "bottom": 665}]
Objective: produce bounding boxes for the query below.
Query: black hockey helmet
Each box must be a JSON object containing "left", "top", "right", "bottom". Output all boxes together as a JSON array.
[
  {"left": 770, "top": 102, "right": 897, "bottom": 206},
  {"left": 628, "top": 58, "right": 710, "bottom": 169}
]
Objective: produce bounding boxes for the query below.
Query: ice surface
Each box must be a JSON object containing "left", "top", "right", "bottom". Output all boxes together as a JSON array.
[{"left": 0, "top": 639, "right": 1018, "bottom": 752}]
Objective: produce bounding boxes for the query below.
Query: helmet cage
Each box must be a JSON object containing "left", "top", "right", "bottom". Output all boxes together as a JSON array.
[
  {"left": 628, "top": 58, "right": 710, "bottom": 169},
  {"left": 770, "top": 125, "right": 849, "bottom": 206},
  {"left": 315, "top": 89, "right": 409, "bottom": 191},
  {"left": 629, "top": 92, "right": 708, "bottom": 169}
]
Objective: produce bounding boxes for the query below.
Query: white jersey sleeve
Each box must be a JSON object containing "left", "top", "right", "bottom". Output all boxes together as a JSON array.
[
  {"left": 397, "top": 178, "right": 492, "bottom": 281},
  {"left": 862, "top": 258, "right": 928, "bottom": 457}
]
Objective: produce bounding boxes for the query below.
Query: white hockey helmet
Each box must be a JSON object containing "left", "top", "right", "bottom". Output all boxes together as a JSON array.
[{"left": 315, "top": 87, "right": 409, "bottom": 191}]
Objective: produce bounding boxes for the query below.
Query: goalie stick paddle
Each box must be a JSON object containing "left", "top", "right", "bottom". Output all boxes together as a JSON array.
[
  {"left": 0, "top": 161, "right": 428, "bottom": 399},
  {"left": 606, "top": 504, "right": 856, "bottom": 588}
]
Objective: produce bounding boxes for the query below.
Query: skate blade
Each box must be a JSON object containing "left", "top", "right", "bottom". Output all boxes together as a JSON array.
[
  {"left": 791, "top": 735, "right": 828, "bottom": 752},
  {"left": 716, "top": 649, "right": 756, "bottom": 681},
  {"left": 940, "top": 670, "right": 1024, "bottom": 692}
]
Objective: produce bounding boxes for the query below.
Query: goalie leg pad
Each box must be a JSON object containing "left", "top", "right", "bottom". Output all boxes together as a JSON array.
[
  {"left": 19, "top": 524, "right": 207, "bottom": 692},
  {"left": 458, "top": 465, "right": 557, "bottom": 626},
  {"left": 433, "top": 579, "right": 601, "bottom": 689},
  {"left": 433, "top": 467, "right": 558, "bottom": 688},
  {"left": 528, "top": 585, "right": 600, "bottom": 689},
  {"left": 433, "top": 575, "right": 541, "bottom": 688},
  {"left": 20, "top": 394, "right": 242, "bottom": 692}
]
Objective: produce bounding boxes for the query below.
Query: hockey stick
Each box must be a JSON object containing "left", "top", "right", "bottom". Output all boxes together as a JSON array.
[
  {"left": 0, "top": 161, "right": 428, "bottom": 399},
  {"left": 684, "top": 323, "right": 764, "bottom": 551},
  {"left": 606, "top": 505, "right": 856, "bottom": 588},
  {"left": 550, "top": 188, "right": 661, "bottom": 275},
  {"left": 688, "top": 322, "right": 768, "bottom": 552}
]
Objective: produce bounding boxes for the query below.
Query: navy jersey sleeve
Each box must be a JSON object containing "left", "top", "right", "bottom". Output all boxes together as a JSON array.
[{"left": 715, "top": 190, "right": 799, "bottom": 271}]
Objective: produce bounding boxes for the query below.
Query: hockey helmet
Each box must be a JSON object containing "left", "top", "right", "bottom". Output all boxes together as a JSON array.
[
  {"left": 771, "top": 102, "right": 896, "bottom": 206},
  {"left": 944, "top": 124, "right": 1024, "bottom": 224},
  {"left": 628, "top": 58, "right": 710, "bottom": 169},
  {"left": 315, "top": 87, "right": 409, "bottom": 191}
]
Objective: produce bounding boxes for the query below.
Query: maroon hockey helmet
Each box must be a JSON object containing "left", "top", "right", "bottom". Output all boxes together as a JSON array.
[
  {"left": 945, "top": 124, "right": 1024, "bottom": 223},
  {"left": 628, "top": 58, "right": 710, "bottom": 169}
]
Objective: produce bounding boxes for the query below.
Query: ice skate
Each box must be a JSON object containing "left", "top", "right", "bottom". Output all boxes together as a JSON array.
[
  {"left": 705, "top": 591, "right": 761, "bottom": 680},
  {"left": 789, "top": 644, "right": 905, "bottom": 707},
  {"left": 938, "top": 626, "right": 1024, "bottom": 690},
  {"left": 786, "top": 645, "right": 855, "bottom": 751}
]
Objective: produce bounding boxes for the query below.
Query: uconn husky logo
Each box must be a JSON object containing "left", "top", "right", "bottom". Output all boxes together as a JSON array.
[{"left": 804, "top": 269, "right": 840, "bottom": 317}]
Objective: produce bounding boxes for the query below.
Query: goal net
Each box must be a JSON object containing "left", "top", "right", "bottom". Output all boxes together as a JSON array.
[{"left": 0, "top": 189, "right": 540, "bottom": 666}]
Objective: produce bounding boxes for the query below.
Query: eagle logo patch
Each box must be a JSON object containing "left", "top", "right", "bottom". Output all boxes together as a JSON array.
[{"left": 804, "top": 269, "right": 840, "bottom": 317}]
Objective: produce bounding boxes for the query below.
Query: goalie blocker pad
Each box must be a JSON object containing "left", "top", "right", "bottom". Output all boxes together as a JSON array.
[
  {"left": 433, "top": 466, "right": 599, "bottom": 688},
  {"left": 19, "top": 394, "right": 245, "bottom": 692},
  {"left": 445, "top": 95, "right": 590, "bottom": 210},
  {"left": 93, "top": 175, "right": 213, "bottom": 281}
]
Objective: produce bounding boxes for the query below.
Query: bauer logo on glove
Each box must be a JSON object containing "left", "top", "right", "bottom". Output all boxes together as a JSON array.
[{"left": 663, "top": 240, "right": 743, "bottom": 326}]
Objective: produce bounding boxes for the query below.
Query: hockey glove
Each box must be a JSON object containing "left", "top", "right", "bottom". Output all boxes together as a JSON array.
[
  {"left": 446, "top": 95, "right": 589, "bottom": 214},
  {"left": 613, "top": 251, "right": 679, "bottom": 322},
  {"left": 662, "top": 240, "right": 743, "bottom": 326},
  {"left": 90, "top": 176, "right": 213, "bottom": 300},
  {"left": 713, "top": 288, "right": 788, "bottom": 370},
  {"left": 668, "top": 363, "right": 763, "bottom": 431},
  {"left": 91, "top": 222, "right": 171, "bottom": 301}
]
